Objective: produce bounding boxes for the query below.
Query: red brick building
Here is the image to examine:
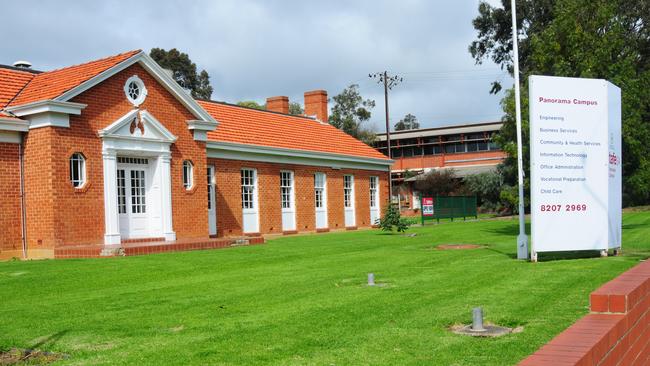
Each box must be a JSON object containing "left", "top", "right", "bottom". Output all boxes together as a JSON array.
[
  {"left": 0, "top": 50, "right": 391, "bottom": 259},
  {"left": 374, "top": 123, "right": 506, "bottom": 211}
]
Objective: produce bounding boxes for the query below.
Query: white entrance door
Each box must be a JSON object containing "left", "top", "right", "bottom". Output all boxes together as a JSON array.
[
  {"left": 369, "top": 176, "right": 380, "bottom": 224},
  {"left": 314, "top": 173, "right": 328, "bottom": 229},
  {"left": 117, "top": 158, "right": 150, "bottom": 239},
  {"left": 281, "top": 171, "right": 296, "bottom": 231},
  {"left": 344, "top": 175, "right": 356, "bottom": 227},
  {"left": 207, "top": 165, "right": 217, "bottom": 236},
  {"left": 241, "top": 168, "right": 259, "bottom": 233}
]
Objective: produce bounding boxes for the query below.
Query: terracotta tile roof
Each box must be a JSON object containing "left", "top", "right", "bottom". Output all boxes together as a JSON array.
[
  {"left": 198, "top": 100, "right": 390, "bottom": 161},
  {"left": 0, "top": 67, "right": 35, "bottom": 108},
  {"left": 7, "top": 50, "right": 141, "bottom": 107}
]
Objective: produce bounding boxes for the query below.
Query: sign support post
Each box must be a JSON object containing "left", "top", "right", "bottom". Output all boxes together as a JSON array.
[{"left": 511, "top": 0, "right": 529, "bottom": 260}]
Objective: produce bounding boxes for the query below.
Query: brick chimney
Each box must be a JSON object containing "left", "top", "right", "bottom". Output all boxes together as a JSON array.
[
  {"left": 266, "top": 96, "right": 289, "bottom": 114},
  {"left": 304, "top": 90, "right": 328, "bottom": 122}
]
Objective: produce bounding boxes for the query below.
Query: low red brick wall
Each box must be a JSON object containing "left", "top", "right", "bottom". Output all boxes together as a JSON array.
[{"left": 519, "top": 260, "right": 649, "bottom": 366}]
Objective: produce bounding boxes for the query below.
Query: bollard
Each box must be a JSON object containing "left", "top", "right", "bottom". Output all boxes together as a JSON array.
[
  {"left": 368, "top": 273, "right": 375, "bottom": 286},
  {"left": 471, "top": 307, "right": 486, "bottom": 332}
]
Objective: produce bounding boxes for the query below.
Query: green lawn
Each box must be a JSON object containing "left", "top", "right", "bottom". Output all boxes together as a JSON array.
[{"left": 1, "top": 212, "right": 648, "bottom": 365}]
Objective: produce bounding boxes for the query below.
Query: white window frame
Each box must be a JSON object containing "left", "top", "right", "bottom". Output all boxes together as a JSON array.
[
  {"left": 124, "top": 75, "right": 148, "bottom": 107},
  {"left": 241, "top": 168, "right": 257, "bottom": 210},
  {"left": 314, "top": 173, "right": 326, "bottom": 209},
  {"left": 280, "top": 171, "right": 295, "bottom": 211},
  {"left": 69, "top": 153, "right": 86, "bottom": 188},
  {"left": 182, "top": 160, "right": 194, "bottom": 190},
  {"left": 117, "top": 169, "right": 127, "bottom": 214},
  {"left": 370, "top": 176, "right": 378, "bottom": 209},
  {"left": 130, "top": 169, "right": 147, "bottom": 214},
  {"left": 344, "top": 175, "right": 354, "bottom": 208}
]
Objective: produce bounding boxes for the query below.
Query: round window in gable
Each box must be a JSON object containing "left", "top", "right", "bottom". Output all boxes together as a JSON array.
[{"left": 124, "top": 75, "right": 148, "bottom": 107}]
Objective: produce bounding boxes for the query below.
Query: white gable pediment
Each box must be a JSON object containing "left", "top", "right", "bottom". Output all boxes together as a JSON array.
[{"left": 99, "top": 109, "right": 177, "bottom": 143}]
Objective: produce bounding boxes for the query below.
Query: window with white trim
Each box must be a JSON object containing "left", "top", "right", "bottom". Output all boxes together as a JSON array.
[
  {"left": 69, "top": 153, "right": 86, "bottom": 188},
  {"left": 207, "top": 168, "right": 213, "bottom": 210},
  {"left": 370, "top": 176, "right": 378, "bottom": 208},
  {"left": 241, "top": 169, "right": 256, "bottom": 209},
  {"left": 314, "top": 173, "right": 325, "bottom": 208},
  {"left": 130, "top": 170, "right": 146, "bottom": 213},
  {"left": 117, "top": 169, "right": 126, "bottom": 214},
  {"left": 182, "top": 160, "right": 193, "bottom": 189},
  {"left": 344, "top": 175, "right": 353, "bottom": 208},
  {"left": 124, "top": 75, "right": 147, "bottom": 107},
  {"left": 281, "top": 171, "right": 294, "bottom": 209}
]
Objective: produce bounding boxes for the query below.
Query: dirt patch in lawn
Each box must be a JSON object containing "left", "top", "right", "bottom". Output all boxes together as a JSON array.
[
  {"left": 436, "top": 244, "right": 484, "bottom": 250},
  {"left": 0, "top": 348, "right": 67, "bottom": 365}
]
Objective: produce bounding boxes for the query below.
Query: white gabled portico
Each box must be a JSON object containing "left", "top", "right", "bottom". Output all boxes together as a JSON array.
[{"left": 99, "top": 109, "right": 178, "bottom": 245}]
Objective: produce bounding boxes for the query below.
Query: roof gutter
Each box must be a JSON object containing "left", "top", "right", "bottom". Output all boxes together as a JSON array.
[{"left": 206, "top": 140, "right": 393, "bottom": 167}]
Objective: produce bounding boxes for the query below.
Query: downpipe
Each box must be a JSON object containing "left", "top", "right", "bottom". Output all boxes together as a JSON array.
[{"left": 19, "top": 135, "right": 27, "bottom": 259}]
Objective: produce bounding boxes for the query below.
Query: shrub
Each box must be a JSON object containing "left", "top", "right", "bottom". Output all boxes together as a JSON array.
[{"left": 377, "top": 203, "right": 411, "bottom": 233}]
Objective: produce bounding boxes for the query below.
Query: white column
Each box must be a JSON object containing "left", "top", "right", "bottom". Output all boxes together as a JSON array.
[
  {"left": 159, "top": 153, "right": 176, "bottom": 241},
  {"left": 103, "top": 149, "right": 121, "bottom": 245}
]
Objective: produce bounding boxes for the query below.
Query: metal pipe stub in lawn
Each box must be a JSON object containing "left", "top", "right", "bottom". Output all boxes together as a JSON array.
[
  {"left": 471, "top": 307, "right": 486, "bottom": 332},
  {"left": 450, "top": 307, "right": 516, "bottom": 337},
  {"left": 368, "top": 273, "right": 375, "bottom": 286}
]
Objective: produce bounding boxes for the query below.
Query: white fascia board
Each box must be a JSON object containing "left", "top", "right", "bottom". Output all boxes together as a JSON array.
[
  {"left": 99, "top": 109, "right": 139, "bottom": 137},
  {"left": 98, "top": 109, "right": 178, "bottom": 143},
  {"left": 139, "top": 110, "right": 179, "bottom": 142},
  {"left": 53, "top": 51, "right": 218, "bottom": 126},
  {"left": 187, "top": 120, "right": 218, "bottom": 142},
  {"left": 0, "top": 131, "right": 22, "bottom": 143},
  {"left": 207, "top": 141, "right": 393, "bottom": 171},
  {"left": 6, "top": 100, "right": 87, "bottom": 117},
  {"left": 187, "top": 119, "right": 218, "bottom": 131},
  {"left": 0, "top": 117, "right": 30, "bottom": 132}
]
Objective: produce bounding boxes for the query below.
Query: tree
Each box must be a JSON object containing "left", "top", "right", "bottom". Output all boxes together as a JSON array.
[
  {"left": 394, "top": 113, "right": 420, "bottom": 131},
  {"left": 329, "top": 84, "right": 377, "bottom": 145},
  {"left": 413, "top": 169, "right": 460, "bottom": 197},
  {"left": 150, "top": 48, "right": 213, "bottom": 100},
  {"left": 237, "top": 101, "right": 266, "bottom": 110},
  {"left": 470, "top": 0, "right": 650, "bottom": 206},
  {"left": 464, "top": 171, "right": 505, "bottom": 212},
  {"left": 289, "top": 102, "right": 304, "bottom": 115}
]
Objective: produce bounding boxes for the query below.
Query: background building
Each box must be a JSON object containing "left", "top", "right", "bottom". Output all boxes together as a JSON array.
[{"left": 373, "top": 122, "right": 506, "bottom": 212}]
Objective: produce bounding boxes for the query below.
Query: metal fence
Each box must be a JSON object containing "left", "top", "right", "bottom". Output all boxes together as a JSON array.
[{"left": 421, "top": 195, "right": 478, "bottom": 224}]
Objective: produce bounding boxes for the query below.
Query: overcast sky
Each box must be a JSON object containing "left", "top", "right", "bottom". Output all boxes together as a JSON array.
[{"left": 0, "top": 0, "right": 509, "bottom": 131}]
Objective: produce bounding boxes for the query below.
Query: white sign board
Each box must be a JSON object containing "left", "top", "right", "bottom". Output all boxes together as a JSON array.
[{"left": 529, "top": 75, "right": 621, "bottom": 254}]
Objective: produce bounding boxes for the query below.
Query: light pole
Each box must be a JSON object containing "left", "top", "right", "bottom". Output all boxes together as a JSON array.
[
  {"left": 511, "top": 0, "right": 529, "bottom": 260},
  {"left": 370, "top": 71, "right": 402, "bottom": 203}
]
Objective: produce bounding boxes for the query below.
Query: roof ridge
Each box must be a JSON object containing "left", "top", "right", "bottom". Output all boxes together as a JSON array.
[
  {"left": 37, "top": 49, "right": 142, "bottom": 75},
  {"left": 197, "top": 98, "right": 318, "bottom": 121},
  {"left": 0, "top": 64, "right": 42, "bottom": 74}
]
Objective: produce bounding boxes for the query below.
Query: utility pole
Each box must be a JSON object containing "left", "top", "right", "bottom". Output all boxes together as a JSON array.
[
  {"left": 510, "top": 0, "right": 529, "bottom": 260},
  {"left": 370, "top": 71, "right": 402, "bottom": 204}
]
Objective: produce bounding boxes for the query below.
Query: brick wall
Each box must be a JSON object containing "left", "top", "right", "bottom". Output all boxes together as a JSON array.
[
  {"left": 23, "top": 128, "right": 58, "bottom": 252},
  {"left": 0, "top": 142, "right": 23, "bottom": 258},
  {"left": 519, "top": 260, "right": 650, "bottom": 366},
  {"left": 209, "top": 158, "right": 389, "bottom": 237}
]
